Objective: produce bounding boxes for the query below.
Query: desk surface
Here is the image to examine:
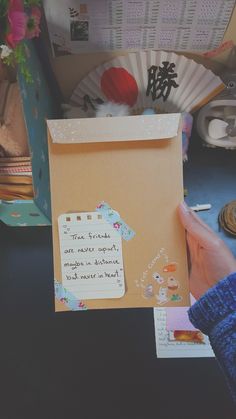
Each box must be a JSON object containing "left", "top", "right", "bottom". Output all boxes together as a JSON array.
[{"left": 0, "top": 132, "right": 236, "bottom": 419}]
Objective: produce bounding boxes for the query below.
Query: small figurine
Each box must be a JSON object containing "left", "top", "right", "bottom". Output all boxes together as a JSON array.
[
  {"left": 61, "top": 104, "right": 93, "bottom": 119},
  {"left": 95, "top": 102, "right": 130, "bottom": 117}
]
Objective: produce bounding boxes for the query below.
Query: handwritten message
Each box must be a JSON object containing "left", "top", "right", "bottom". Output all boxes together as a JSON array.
[{"left": 58, "top": 212, "right": 125, "bottom": 300}]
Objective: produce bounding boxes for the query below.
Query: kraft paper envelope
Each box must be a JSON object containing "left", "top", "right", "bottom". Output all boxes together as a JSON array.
[{"left": 47, "top": 113, "right": 190, "bottom": 311}]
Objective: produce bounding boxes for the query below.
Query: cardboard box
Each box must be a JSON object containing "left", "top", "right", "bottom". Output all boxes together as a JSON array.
[{"left": 0, "top": 41, "right": 58, "bottom": 226}]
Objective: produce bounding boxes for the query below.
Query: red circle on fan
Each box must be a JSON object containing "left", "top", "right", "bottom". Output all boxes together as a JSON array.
[{"left": 101, "top": 67, "right": 138, "bottom": 107}]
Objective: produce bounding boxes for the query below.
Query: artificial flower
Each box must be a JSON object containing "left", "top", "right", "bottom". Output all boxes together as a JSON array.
[
  {"left": 0, "top": 0, "right": 42, "bottom": 82},
  {"left": 0, "top": 44, "right": 12, "bottom": 58},
  {"left": 6, "top": 0, "right": 27, "bottom": 48}
]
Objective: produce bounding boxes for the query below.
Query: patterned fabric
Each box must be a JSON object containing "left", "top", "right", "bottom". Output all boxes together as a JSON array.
[{"left": 188, "top": 272, "right": 236, "bottom": 403}]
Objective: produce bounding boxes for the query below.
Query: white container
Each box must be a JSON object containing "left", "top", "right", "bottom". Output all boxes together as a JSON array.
[{"left": 196, "top": 99, "right": 236, "bottom": 149}]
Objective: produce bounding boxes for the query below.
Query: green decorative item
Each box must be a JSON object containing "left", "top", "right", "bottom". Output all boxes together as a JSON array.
[
  {"left": 171, "top": 294, "right": 182, "bottom": 302},
  {"left": 0, "top": 0, "right": 42, "bottom": 82}
]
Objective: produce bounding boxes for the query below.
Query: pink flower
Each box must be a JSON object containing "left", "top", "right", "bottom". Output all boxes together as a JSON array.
[
  {"left": 113, "top": 222, "right": 121, "bottom": 230},
  {"left": 25, "top": 6, "right": 41, "bottom": 39},
  {"left": 6, "top": 0, "right": 27, "bottom": 48}
]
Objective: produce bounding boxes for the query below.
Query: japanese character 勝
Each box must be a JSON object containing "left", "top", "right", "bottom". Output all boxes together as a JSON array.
[{"left": 146, "top": 61, "right": 179, "bottom": 102}]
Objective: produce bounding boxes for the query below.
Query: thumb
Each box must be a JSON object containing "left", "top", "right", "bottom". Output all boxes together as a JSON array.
[{"left": 178, "top": 202, "right": 220, "bottom": 249}]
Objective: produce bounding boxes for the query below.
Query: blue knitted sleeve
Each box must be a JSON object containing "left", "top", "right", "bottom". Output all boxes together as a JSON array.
[{"left": 188, "top": 272, "right": 236, "bottom": 403}]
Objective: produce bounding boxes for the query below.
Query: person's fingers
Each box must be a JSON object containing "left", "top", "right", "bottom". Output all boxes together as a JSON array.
[
  {"left": 186, "top": 232, "right": 200, "bottom": 262},
  {"left": 178, "top": 202, "right": 220, "bottom": 249},
  {"left": 178, "top": 202, "right": 213, "bottom": 232},
  {"left": 187, "top": 205, "right": 214, "bottom": 234}
]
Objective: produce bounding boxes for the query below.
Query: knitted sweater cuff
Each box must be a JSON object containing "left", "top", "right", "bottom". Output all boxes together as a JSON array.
[{"left": 188, "top": 272, "right": 236, "bottom": 335}]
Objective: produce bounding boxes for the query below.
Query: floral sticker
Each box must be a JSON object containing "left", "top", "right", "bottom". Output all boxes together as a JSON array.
[
  {"left": 60, "top": 297, "right": 68, "bottom": 304},
  {"left": 113, "top": 222, "right": 121, "bottom": 229},
  {"left": 96, "top": 203, "right": 104, "bottom": 209}
]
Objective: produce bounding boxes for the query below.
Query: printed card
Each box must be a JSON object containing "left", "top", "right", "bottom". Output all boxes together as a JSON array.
[{"left": 58, "top": 212, "right": 125, "bottom": 299}]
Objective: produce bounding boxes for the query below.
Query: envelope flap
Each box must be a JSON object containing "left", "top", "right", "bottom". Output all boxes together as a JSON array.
[{"left": 47, "top": 113, "right": 181, "bottom": 144}]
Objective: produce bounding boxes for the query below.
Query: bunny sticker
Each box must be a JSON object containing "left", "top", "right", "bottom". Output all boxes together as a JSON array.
[{"left": 156, "top": 287, "right": 169, "bottom": 305}]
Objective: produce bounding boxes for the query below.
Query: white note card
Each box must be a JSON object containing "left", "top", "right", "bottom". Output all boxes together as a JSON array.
[
  {"left": 154, "top": 308, "right": 214, "bottom": 358},
  {"left": 58, "top": 212, "right": 125, "bottom": 300}
]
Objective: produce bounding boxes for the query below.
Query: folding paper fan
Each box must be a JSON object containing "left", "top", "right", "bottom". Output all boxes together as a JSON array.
[{"left": 70, "top": 50, "right": 225, "bottom": 117}]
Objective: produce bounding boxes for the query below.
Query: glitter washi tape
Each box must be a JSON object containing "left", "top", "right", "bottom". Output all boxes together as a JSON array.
[
  {"left": 54, "top": 279, "right": 87, "bottom": 311},
  {"left": 96, "top": 201, "right": 136, "bottom": 241}
]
